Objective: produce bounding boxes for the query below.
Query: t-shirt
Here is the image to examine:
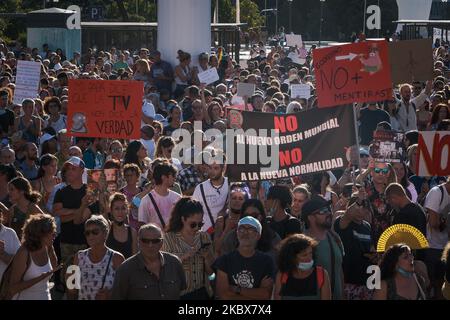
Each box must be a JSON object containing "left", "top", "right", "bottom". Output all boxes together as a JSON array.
[
  {"left": 45, "top": 115, "right": 67, "bottom": 133},
  {"left": 359, "top": 107, "right": 391, "bottom": 145},
  {"left": 192, "top": 178, "right": 229, "bottom": 232},
  {"left": 54, "top": 184, "right": 99, "bottom": 245},
  {"left": 269, "top": 214, "right": 302, "bottom": 239},
  {"left": 0, "top": 225, "right": 21, "bottom": 280},
  {"left": 424, "top": 185, "right": 450, "bottom": 249},
  {"left": 333, "top": 216, "right": 372, "bottom": 286},
  {"left": 0, "top": 109, "right": 14, "bottom": 136},
  {"left": 393, "top": 203, "right": 427, "bottom": 237},
  {"left": 213, "top": 250, "right": 274, "bottom": 289},
  {"left": 138, "top": 189, "right": 181, "bottom": 228}
]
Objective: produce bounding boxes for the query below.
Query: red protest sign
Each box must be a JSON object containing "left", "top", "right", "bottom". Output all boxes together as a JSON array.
[
  {"left": 68, "top": 80, "right": 143, "bottom": 139},
  {"left": 417, "top": 131, "right": 450, "bottom": 177},
  {"left": 313, "top": 41, "right": 392, "bottom": 108}
]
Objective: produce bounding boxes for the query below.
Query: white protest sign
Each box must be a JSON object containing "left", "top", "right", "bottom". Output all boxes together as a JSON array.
[
  {"left": 290, "top": 84, "right": 311, "bottom": 99},
  {"left": 433, "top": 28, "right": 449, "bottom": 43},
  {"left": 198, "top": 67, "right": 219, "bottom": 85},
  {"left": 288, "top": 52, "right": 305, "bottom": 65},
  {"left": 13, "top": 60, "right": 41, "bottom": 105},
  {"left": 237, "top": 83, "right": 255, "bottom": 97},
  {"left": 286, "top": 34, "right": 303, "bottom": 48}
]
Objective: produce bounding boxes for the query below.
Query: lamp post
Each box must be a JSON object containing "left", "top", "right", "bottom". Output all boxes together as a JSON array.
[
  {"left": 319, "top": 0, "right": 326, "bottom": 47},
  {"left": 276, "top": 0, "right": 279, "bottom": 36},
  {"left": 288, "top": 0, "right": 293, "bottom": 33}
]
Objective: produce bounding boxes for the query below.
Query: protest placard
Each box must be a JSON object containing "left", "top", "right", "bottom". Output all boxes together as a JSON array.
[
  {"left": 286, "top": 34, "right": 303, "bottom": 48},
  {"left": 237, "top": 83, "right": 255, "bottom": 97},
  {"left": 226, "top": 106, "right": 356, "bottom": 181},
  {"left": 389, "top": 39, "right": 434, "bottom": 84},
  {"left": 369, "top": 130, "right": 405, "bottom": 163},
  {"left": 67, "top": 80, "right": 143, "bottom": 139},
  {"left": 291, "top": 84, "right": 311, "bottom": 99},
  {"left": 417, "top": 131, "right": 450, "bottom": 177},
  {"left": 13, "top": 60, "right": 41, "bottom": 105},
  {"left": 87, "top": 169, "right": 120, "bottom": 196},
  {"left": 313, "top": 40, "right": 392, "bottom": 108},
  {"left": 197, "top": 67, "right": 219, "bottom": 85}
]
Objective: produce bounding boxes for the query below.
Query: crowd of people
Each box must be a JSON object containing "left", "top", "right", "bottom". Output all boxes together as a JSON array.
[{"left": 0, "top": 32, "right": 449, "bottom": 301}]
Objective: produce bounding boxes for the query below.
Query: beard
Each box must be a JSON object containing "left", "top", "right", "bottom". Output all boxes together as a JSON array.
[{"left": 320, "top": 216, "right": 332, "bottom": 229}]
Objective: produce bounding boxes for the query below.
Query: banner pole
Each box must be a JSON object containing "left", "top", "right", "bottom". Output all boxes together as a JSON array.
[{"left": 352, "top": 103, "right": 362, "bottom": 183}]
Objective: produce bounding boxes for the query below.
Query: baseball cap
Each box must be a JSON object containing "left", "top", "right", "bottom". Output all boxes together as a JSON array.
[
  {"left": 39, "top": 133, "right": 56, "bottom": 145},
  {"left": 64, "top": 156, "right": 85, "bottom": 169},
  {"left": 142, "top": 101, "right": 156, "bottom": 119},
  {"left": 359, "top": 147, "right": 370, "bottom": 157},
  {"left": 238, "top": 216, "right": 262, "bottom": 235},
  {"left": 301, "top": 195, "right": 332, "bottom": 222}
]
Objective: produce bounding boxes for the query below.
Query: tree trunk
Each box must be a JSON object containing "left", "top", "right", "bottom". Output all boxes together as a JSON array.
[{"left": 115, "top": 0, "right": 128, "bottom": 21}]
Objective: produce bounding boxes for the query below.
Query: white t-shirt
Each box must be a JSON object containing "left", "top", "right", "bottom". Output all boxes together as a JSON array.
[
  {"left": 0, "top": 225, "right": 21, "bottom": 280},
  {"left": 138, "top": 189, "right": 181, "bottom": 228},
  {"left": 192, "top": 177, "right": 229, "bottom": 232},
  {"left": 46, "top": 115, "right": 67, "bottom": 133},
  {"left": 424, "top": 185, "right": 450, "bottom": 249}
]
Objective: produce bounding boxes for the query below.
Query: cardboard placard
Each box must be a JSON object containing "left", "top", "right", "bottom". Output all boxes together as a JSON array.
[
  {"left": 13, "top": 60, "right": 41, "bottom": 105},
  {"left": 197, "top": 67, "right": 220, "bottom": 85},
  {"left": 389, "top": 39, "right": 434, "bottom": 84},
  {"left": 67, "top": 80, "right": 143, "bottom": 139},
  {"left": 417, "top": 131, "right": 450, "bottom": 177},
  {"left": 286, "top": 34, "right": 303, "bottom": 48},
  {"left": 237, "top": 83, "right": 256, "bottom": 97},
  {"left": 291, "top": 84, "right": 311, "bottom": 99},
  {"left": 313, "top": 41, "right": 392, "bottom": 108}
]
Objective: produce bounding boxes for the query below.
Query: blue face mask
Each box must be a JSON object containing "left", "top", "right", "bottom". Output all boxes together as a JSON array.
[
  {"left": 397, "top": 267, "right": 414, "bottom": 278},
  {"left": 132, "top": 196, "right": 141, "bottom": 208},
  {"left": 298, "top": 260, "right": 314, "bottom": 271}
]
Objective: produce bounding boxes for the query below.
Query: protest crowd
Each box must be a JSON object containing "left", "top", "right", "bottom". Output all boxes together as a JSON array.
[{"left": 0, "top": 30, "right": 449, "bottom": 301}]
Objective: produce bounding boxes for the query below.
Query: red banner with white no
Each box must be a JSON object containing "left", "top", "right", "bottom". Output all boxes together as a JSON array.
[{"left": 418, "top": 131, "right": 450, "bottom": 177}]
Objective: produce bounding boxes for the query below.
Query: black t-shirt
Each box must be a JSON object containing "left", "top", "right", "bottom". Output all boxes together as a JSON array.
[
  {"left": 54, "top": 184, "right": 99, "bottom": 245},
  {"left": 359, "top": 107, "right": 390, "bottom": 145},
  {"left": 269, "top": 214, "right": 302, "bottom": 240},
  {"left": 213, "top": 250, "right": 274, "bottom": 289},
  {"left": 393, "top": 203, "right": 427, "bottom": 237},
  {"left": 0, "top": 109, "right": 15, "bottom": 136},
  {"left": 333, "top": 216, "right": 372, "bottom": 285}
]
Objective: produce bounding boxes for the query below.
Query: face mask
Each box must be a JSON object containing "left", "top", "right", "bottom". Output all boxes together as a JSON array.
[
  {"left": 298, "top": 260, "right": 314, "bottom": 271},
  {"left": 397, "top": 267, "right": 413, "bottom": 278},
  {"left": 132, "top": 196, "right": 141, "bottom": 208}
]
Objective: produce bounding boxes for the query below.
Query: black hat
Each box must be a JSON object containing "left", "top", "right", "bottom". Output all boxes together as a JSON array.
[{"left": 301, "top": 195, "right": 331, "bottom": 222}]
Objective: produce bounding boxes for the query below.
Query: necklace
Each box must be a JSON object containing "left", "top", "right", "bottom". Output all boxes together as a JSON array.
[{"left": 210, "top": 179, "right": 225, "bottom": 195}]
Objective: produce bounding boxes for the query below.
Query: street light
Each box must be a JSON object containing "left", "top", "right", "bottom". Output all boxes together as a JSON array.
[
  {"left": 319, "top": 0, "right": 326, "bottom": 47},
  {"left": 288, "top": 0, "right": 293, "bottom": 33}
]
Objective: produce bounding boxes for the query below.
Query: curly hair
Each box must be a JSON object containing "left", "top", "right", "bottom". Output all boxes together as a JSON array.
[
  {"left": 22, "top": 214, "right": 56, "bottom": 251},
  {"left": 43, "top": 96, "right": 61, "bottom": 114},
  {"left": 277, "top": 233, "right": 318, "bottom": 273},
  {"left": 166, "top": 197, "right": 203, "bottom": 233},
  {"left": 379, "top": 243, "right": 411, "bottom": 280}
]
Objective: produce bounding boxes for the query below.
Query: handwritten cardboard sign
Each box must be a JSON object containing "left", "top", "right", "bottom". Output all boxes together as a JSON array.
[
  {"left": 286, "top": 34, "right": 303, "bottom": 48},
  {"left": 198, "top": 67, "right": 220, "bottom": 85},
  {"left": 68, "top": 80, "right": 143, "bottom": 139},
  {"left": 237, "top": 83, "right": 256, "bottom": 97},
  {"left": 389, "top": 39, "right": 434, "bottom": 84},
  {"left": 291, "top": 84, "right": 311, "bottom": 99},
  {"left": 13, "top": 60, "right": 41, "bottom": 105},
  {"left": 313, "top": 40, "right": 392, "bottom": 108}
]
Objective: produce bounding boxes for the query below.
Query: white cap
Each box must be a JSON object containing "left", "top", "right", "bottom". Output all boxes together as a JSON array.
[{"left": 142, "top": 101, "right": 155, "bottom": 119}]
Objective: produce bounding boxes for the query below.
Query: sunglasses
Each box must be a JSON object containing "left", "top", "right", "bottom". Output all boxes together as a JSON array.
[
  {"left": 374, "top": 167, "right": 389, "bottom": 175},
  {"left": 84, "top": 229, "right": 101, "bottom": 237},
  {"left": 140, "top": 237, "right": 163, "bottom": 245},
  {"left": 190, "top": 222, "right": 204, "bottom": 229},
  {"left": 111, "top": 148, "right": 123, "bottom": 153}
]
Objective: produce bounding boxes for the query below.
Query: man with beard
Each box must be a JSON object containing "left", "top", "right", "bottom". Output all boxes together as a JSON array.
[
  {"left": 395, "top": 81, "right": 431, "bottom": 132},
  {"left": 138, "top": 160, "right": 180, "bottom": 229},
  {"left": 193, "top": 150, "right": 229, "bottom": 234},
  {"left": 214, "top": 183, "right": 250, "bottom": 255},
  {"left": 82, "top": 137, "right": 106, "bottom": 169},
  {"left": 214, "top": 216, "right": 274, "bottom": 300},
  {"left": 19, "top": 142, "right": 38, "bottom": 180},
  {"left": 302, "top": 195, "right": 344, "bottom": 300}
]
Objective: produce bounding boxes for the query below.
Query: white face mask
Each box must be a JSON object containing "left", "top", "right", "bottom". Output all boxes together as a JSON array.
[{"left": 298, "top": 260, "right": 314, "bottom": 271}]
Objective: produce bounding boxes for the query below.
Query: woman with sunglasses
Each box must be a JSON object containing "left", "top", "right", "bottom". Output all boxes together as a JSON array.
[
  {"left": 162, "top": 197, "right": 215, "bottom": 300},
  {"left": 70, "top": 215, "right": 124, "bottom": 300},
  {"left": 106, "top": 193, "right": 138, "bottom": 259},
  {"left": 31, "top": 154, "right": 60, "bottom": 213},
  {"left": 373, "top": 244, "right": 427, "bottom": 300}
]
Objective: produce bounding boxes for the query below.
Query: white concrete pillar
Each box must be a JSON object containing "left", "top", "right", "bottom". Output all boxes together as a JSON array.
[{"left": 157, "top": 0, "right": 211, "bottom": 67}]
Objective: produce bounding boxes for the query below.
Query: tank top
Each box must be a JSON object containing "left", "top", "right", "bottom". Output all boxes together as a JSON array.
[
  {"left": 175, "top": 65, "right": 191, "bottom": 85},
  {"left": 13, "top": 250, "right": 52, "bottom": 300},
  {"left": 280, "top": 267, "right": 323, "bottom": 300},
  {"left": 78, "top": 248, "right": 116, "bottom": 300},
  {"left": 386, "top": 275, "right": 426, "bottom": 300},
  {"left": 10, "top": 203, "right": 33, "bottom": 239},
  {"left": 106, "top": 225, "right": 133, "bottom": 259}
]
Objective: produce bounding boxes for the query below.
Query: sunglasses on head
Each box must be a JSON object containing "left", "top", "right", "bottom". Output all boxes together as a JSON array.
[
  {"left": 140, "top": 237, "right": 163, "bottom": 244},
  {"left": 374, "top": 167, "right": 389, "bottom": 175},
  {"left": 190, "top": 222, "right": 204, "bottom": 229},
  {"left": 84, "top": 229, "right": 101, "bottom": 237}
]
